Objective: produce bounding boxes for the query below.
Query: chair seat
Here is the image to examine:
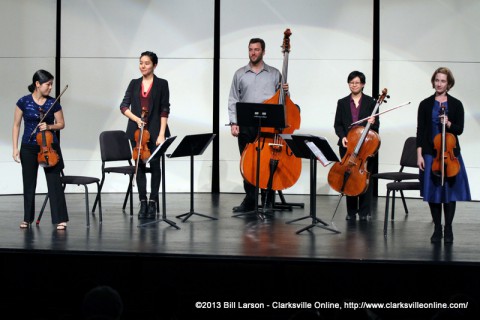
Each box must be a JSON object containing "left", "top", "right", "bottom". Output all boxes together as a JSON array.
[
  {"left": 373, "top": 172, "right": 419, "bottom": 181},
  {"left": 61, "top": 176, "right": 100, "bottom": 185},
  {"left": 386, "top": 181, "right": 421, "bottom": 191},
  {"left": 104, "top": 166, "right": 152, "bottom": 175},
  {"left": 104, "top": 166, "right": 135, "bottom": 174}
]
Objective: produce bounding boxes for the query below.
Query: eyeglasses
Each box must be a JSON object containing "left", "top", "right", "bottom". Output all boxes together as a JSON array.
[{"left": 349, "top": 81, "right": 362, "bottom": 86}]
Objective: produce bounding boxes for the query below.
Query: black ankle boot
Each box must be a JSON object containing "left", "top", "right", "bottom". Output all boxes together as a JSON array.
[
  {"left": 430, "top": 225, "right": 443, "bottom": 243},
  {"left": 444, "top": 225, "right": 454, "bottom": 244},
  {"left": 138, "top": 200, "right": 148, "bottom": 219},
  {"left": 146, "top": 201, "right": 156, "bottom": 219}
]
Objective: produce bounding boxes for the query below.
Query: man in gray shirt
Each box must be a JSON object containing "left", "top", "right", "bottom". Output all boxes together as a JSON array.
[{"left": 228, "top": 38, "right": 287, "bottom": 212}]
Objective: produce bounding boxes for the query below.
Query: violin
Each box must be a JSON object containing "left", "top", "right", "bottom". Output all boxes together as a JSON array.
[
  {"left": 132, "top": 106, "right": 151, "bottom": 163},
  {"left": 240, "top": 28, "right": 302, "bottom": 196},
  {"left": 327, "top": 88, "right": 388, "bottom": 197},
  {"left": 31, "top": 85, "right": 68, "bottom": 167},
  {"left": 132, "top": 106, "right": 151, "bottom": 187},
  {"left": 431, "top": 103, "right": 460, "bottom": 185},
  {"left": 36, "top": 108, "right": 60, "bottom": 168}
]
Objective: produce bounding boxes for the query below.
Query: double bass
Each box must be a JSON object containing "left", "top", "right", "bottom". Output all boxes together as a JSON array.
[
  {"left": 327, "top": 89, "right": 388, "bottom": 196},
  {"left": 240, "top": 29, "right": 302, "bottom": 195},
  {"left": 432, "top": 103, "right": 460, "bottom": 185}
]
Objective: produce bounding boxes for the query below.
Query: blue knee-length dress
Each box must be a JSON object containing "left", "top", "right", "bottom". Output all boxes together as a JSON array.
[{"left": 419, "top": 101, "right": 471, "bottom": 203}]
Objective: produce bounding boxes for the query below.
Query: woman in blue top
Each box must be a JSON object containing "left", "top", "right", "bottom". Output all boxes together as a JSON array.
[
  {"left": 12, "top": 70, "right": 69, "bottom": 230},
  {"left": 416, "top": 67, "right": 471, "bottom": 243}
]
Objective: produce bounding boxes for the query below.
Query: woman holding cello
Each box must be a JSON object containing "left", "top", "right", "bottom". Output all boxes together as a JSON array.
[
  {"left": 417, "top": 67, "right": 470, "bottom": 243},
  {"left": 332, "top": 71, "right": 378, "bottom": 221},
  {"left": 12, "top": 70, "right": 69, "bottom": 230},
  {"left": 121, "top": 51, "right": 171, "bottom": 219}
]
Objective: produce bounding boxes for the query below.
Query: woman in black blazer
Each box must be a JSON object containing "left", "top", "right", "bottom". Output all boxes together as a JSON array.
[
  {"left": 333, "top": 71, "right": 378, "bottom": 221},
  {"left": 120, "top": 51, "right": 171, "bottom": 219}
]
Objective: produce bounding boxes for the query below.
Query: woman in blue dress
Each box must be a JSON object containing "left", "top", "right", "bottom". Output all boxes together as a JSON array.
[
  {"left": 416, "top": 67, "right": 471, "bottom": 243},
  {"left": 12, "top": 70, "right": 69, "bottom": 230}
]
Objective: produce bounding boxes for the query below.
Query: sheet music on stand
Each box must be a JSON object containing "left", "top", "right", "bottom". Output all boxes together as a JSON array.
[
  {"left": 146, "top": 136, "right": 177, "bottom": 164},
  {"left": 305, "top": 141, "right": 331, "bottom": 167}
]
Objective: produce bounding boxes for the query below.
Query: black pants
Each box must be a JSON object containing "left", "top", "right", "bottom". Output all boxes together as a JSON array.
[
  {"left": 339, "top": 146, "right": 373, "bottom": 217},
  {"left": 20, "top": 143, "right": 69, "bottom": 224},
  {"left": 237, "top": 126, "right": 275, "bottom": 204},
  {"left": 132, "top": 140, "right": 161, "bottom": 202}
]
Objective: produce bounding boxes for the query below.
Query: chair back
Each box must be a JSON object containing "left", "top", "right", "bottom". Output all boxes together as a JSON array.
[
  {"left": 99, "top": 130, "right": 132, "bottom": 162},
  {"left": 400, "top": 137, "right": 418, "bottom": 168}
]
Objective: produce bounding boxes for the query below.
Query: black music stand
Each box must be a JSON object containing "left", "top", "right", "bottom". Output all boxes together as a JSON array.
[
  {"left": 138, "top": 136, "right": 179, "bottom": 229},
  {"left": 168, "top": 133, "right": 217, "bottom": 222},
  {"left": 282, "top": 134, "right": 341, "bottom": 234},
  {"left": 233, "top": 102, "right": 285, "bottom": 220}
]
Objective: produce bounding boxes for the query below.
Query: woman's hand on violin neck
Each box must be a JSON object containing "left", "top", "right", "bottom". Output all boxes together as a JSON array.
[
  {"left": 439, "top": 115, "right": 451, "bottom": 128},
  {"left": 342, "top": 137, "right": 348, "bottom": 148},
  {"left": 367, "top": 116, "right": 375, "bottom": 125},
  {"left": 136, "top": 117, "right": 145, "bottom": 128},
  {"left": 39, "top": 122, "right": 48, "bottom": 131}
]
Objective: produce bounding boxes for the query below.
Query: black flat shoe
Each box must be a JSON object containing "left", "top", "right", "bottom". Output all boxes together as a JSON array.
[
  {"left": 138, "top": 200, "right": 148, "bottom": 219},
  {"left": 232, "top": 198, "right": 255, "bottom": 213},
  {"left": 345, "top": 214, "right": 356, "bottom": 221},
  {"left": 146, "top": 201, "right": 156, "bottom": 219}
]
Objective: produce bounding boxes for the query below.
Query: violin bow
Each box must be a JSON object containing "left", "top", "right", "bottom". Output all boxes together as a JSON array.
[
  {"left": 440, "top": 103, "right": 446, "bottom": 186},
  {"left": 349, "top": 101, "right": 411, "bottom": 127},
  {"left": 29, "top": 84, "right": 69, "bottom": 140}
]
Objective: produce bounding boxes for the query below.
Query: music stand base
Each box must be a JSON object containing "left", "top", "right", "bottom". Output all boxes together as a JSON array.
[
  {"left": 276, "top": 190, "right": 304, "bottom": 209},
  {"left": 232, "top": 208, "right": 274, "bottom": 221},
  {"left": 285, "top": 215, "right": 312, "bottom": 224},
  {"left": 176, "top": 211, "right": 217, "bottom": 222},
  {"left": 137, "top": 216, "right": 180, "bottom": 229},
  {"left": 295, "top": 218, "right": 341, "bottom": 234}
]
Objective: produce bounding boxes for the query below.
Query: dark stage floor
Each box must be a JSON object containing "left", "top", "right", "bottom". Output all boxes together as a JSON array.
[{"left": 1, "top": 192, "right": 479, "bottom": 319}]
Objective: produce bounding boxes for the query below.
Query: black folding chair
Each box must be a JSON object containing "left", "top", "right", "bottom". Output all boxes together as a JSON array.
[
  {"left": 38, "top": 171, "right": 102, "bottom": 227},
  {"left": 92, "top": 130, "right": 157, "bottom": 216}
]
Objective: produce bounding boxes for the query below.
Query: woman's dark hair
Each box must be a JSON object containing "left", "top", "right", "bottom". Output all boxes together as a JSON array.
[
  {"left": 347, "top": 70, "right": 366, "bottom": 84},
  {"left": 140, "top": 51, "right": 158, "bottom": 66},
  {"left": 28, "top": 69, "right": 54, "bottom": 93}
]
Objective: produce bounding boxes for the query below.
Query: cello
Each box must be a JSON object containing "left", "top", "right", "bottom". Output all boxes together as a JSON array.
[
  {"left": 240, "top": 29, "right": 302, "bottom": 196},
  {"left": 431, "top": 103, "right": 460, "bottom": 186},
  {"left": 327, "top": 88, "right": 388, "bottom": 197}
]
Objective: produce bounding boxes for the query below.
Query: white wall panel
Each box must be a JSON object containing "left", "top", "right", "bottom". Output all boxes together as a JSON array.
[
  {"left": 381, "top": 0, "right": 480, "bottom": 62},
  {"left": 0, "top": 0, "right": 56, "bottom": 195},
  {"left": 61, "top": 0, "right": 214, "bottom": 58},
  {"left": 0, "top": 0, "right": 56, "bottom": 57}
]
